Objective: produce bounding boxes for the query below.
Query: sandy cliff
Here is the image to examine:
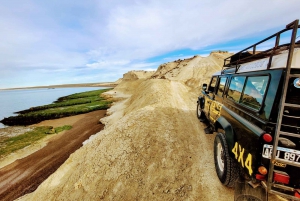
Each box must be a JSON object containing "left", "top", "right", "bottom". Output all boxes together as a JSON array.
[
  {"left": 151, "top": 51, "right": 232, "bottom": 88},
  {"left": 18, "top": 52, "right": 237, "bottom": 200}
]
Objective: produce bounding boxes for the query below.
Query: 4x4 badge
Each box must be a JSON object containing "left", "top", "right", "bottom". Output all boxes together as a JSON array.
[{"left": 294, "top": 78, "right": 300, "bottom": 88}]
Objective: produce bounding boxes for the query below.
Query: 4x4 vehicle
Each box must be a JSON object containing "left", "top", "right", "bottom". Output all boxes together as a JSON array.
[{"left": 197, "top": 20, "right": 300, "bottom": 201}]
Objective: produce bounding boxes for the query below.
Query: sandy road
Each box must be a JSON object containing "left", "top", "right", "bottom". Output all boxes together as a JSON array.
[{"left": 0, "top": 110, "right": 106, "bottom": 201}]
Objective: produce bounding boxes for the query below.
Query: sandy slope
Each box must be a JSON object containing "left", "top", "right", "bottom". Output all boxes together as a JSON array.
[{"left": 18, "top": 77, "right": 235, "bottom": 200}]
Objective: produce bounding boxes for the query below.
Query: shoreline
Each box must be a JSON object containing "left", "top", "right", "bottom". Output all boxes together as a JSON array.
[
  {"left": 0, "top": 82, "right": 117, "bottom": 90},
  {"left": 0, "top": 88, "right": 112, "bottom": 126}
]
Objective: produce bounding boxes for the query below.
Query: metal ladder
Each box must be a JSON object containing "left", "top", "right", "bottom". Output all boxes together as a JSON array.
[{"left": 266, "top": 20, "right": 300, "bottom": 200}]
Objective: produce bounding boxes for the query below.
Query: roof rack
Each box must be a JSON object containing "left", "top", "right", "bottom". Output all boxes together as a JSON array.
[{"left": 222, "top": 20, "right": 300, "bottom": 74}]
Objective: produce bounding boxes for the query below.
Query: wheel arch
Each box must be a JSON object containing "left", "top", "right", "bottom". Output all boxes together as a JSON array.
[{"left": 215, "top": 116, "right": 235, "bottom": 152}]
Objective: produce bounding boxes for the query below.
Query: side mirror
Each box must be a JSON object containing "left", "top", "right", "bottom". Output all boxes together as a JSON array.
[{"left": 202, "top": 83, "right": 207, "bottom": 91}]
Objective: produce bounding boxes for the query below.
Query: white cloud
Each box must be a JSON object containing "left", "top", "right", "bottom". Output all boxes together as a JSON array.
[
  {"left": 86, "top": 60, "right": 131, "bottom": 69},
  {"left": 0, "top": 0, "right": 299, "bottom": 88}
]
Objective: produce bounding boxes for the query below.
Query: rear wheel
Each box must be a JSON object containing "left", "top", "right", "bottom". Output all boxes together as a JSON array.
[{"left": 214, "top": 131, "right": 239, "bottom": 187}]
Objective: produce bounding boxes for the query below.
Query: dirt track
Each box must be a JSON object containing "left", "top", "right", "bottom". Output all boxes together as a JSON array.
[{"left": 0, "top": 110, "right": 106, "bottom": 201}]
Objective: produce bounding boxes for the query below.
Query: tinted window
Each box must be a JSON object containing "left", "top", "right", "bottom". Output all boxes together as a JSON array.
[
  {"left": 217, "top": 77, "right": 227, "bottom": 96},
  {"left": 208, "top": 76, "right": 217, "bottom": 92},
  {"left": 240, "top": 76, "right": 269, "bottom": 110},
  {"left": 227, "top": 76, "right": 246, "bottom": 102}
]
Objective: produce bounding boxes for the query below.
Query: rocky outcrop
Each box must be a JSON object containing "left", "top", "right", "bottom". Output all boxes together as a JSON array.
[{"left": 123, "top": 70, "right": 156, "bottom": 80}]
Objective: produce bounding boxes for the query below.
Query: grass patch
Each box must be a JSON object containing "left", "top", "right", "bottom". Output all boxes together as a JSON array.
[
  {"left": 1, "top": 88, "right": 112, "bottom": 126},
  {"left": 54, "top": 125, "right": 72, "bottom": 133},
  {"left": 56, "top": 89, "right": 108, "bottom": 101},
  {"left": 0, "top": 125, "right": 72, "bottom": 158}
]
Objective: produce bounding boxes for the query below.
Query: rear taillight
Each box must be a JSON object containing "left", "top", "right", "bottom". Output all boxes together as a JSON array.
[
  {"left": 258, "top": 166, "right": 268, "bottom": 175},
  {"left": 273, "top": 170, "right": 290, "bottom": 184},
  {"left": 262, "top": 133, "right": 272, "bottom": 143}
]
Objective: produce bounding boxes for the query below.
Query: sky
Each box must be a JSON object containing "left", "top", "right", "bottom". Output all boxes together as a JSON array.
[{"left": 0, "top": 0, "right": 299, "bottom": 89}]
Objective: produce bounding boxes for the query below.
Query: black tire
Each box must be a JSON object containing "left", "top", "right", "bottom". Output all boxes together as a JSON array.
[
  {"left": 214, "top": 131, "right": 239, "bottom": 187},
  {"left": 196, "top": 101, "right": 205, "bottom": 120}
]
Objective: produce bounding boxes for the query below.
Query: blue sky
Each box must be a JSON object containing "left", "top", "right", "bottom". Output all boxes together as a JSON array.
[{"left": 0, "top": 0, "right": 299, "bottom": 89}]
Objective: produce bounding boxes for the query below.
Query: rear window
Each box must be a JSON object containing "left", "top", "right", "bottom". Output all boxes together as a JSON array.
[
  {"left": 241, "top": 76, "right": 268, "bottom": 110},
  {"left": 227, "top": 75, "right": 269, "bottom": 110}
]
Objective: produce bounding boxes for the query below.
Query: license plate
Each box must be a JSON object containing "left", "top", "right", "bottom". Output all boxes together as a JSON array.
[{"left": 262, "top": 144, "right": 300, "bottom": 164}]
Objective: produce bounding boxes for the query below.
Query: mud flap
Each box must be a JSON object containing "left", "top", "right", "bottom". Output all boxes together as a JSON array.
[
  {"left": 234, "top": 178, "right": 267, "bottom": 201},
  {"left": 199, "top": 118, "right": 206, "bottom": 122},
  {"left": 204, "top": 126, "right": 213, "bottom": 134}
]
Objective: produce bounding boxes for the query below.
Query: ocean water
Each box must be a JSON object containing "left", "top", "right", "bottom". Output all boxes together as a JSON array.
[{"left": 0, "top": 87, "right": 108, "bottom": 128}]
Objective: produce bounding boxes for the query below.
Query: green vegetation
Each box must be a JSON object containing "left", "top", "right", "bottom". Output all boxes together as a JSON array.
[
  {"left": 1, "top": 88, "right": 112, "bottom": 126},
  {"left": 0, "top": 125, "right": 72, "bottom": 157},
  {"left": 54, "top": 125, "right": 72, "bottom": 133}
]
